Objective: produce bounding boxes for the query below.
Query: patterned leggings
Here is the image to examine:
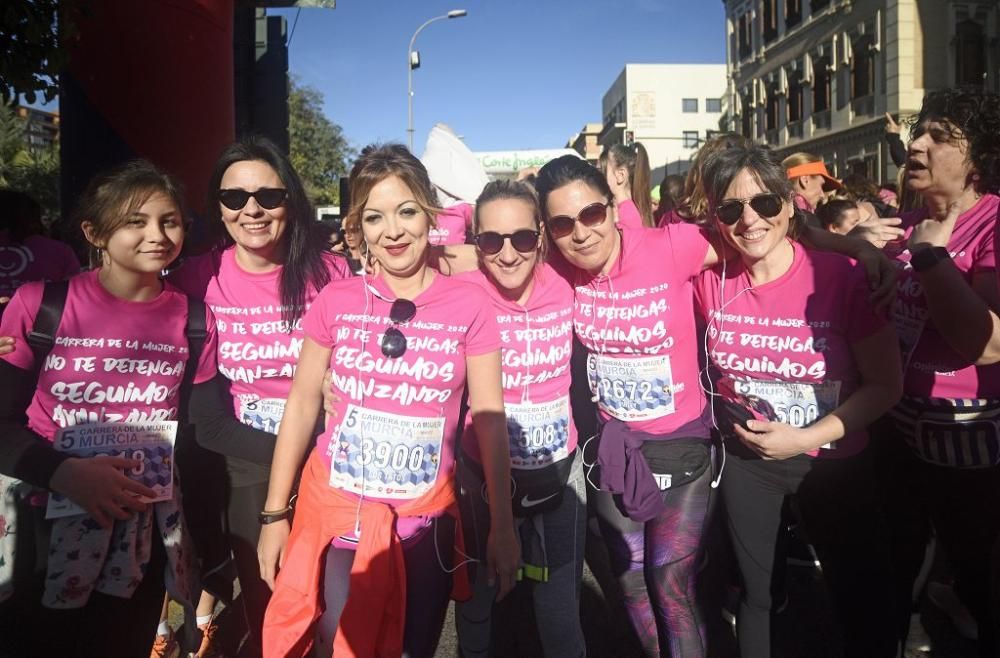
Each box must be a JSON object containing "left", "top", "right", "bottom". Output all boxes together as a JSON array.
[{"left": 590, "top": 458, "right": 714, "bottom": 658}]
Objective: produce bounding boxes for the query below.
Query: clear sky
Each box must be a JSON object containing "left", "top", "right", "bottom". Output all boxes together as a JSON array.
[{"left": 271, "top": 0, "right": 726, "bottom": 153}]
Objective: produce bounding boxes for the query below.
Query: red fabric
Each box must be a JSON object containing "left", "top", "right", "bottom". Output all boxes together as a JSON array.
[{"left": 262, "top": 450, "right": 469, "bottom": 658}]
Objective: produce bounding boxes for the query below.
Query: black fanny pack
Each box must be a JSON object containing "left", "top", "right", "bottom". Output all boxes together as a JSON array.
[
  {"left": 466, "top": 450, "right": 577, "bottom": 517},
  {"left": 510, "top": 449, "right": 577, "bottom": 517},
  {"left": 639, "top": 438, "right": 712, "bottom": 491}
]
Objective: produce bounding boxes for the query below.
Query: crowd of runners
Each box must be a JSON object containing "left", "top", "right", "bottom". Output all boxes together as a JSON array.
[{"left": 0, "top": 84, "right": 998, "bottom": 658}]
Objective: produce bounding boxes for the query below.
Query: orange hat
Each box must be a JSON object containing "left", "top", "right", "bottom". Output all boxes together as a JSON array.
[{"left": 786, "top": 161, "right": 842, "bottom": 191}]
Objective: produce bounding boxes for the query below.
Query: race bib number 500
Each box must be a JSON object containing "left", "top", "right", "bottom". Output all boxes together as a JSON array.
[
  {"left": 588, "top": 354, "right": 675, "bottom": 422},
  {"left": 46, "top": 421, "right": 178, "bottom": 519},
  {"left": 730, "top": 378, "right": 842, "bottom": 449},
  {"left": 329, "top": 404, "right": 445, "bottom": 499}
]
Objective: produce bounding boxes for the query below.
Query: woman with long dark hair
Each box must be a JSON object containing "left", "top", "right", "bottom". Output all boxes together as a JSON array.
[{"left": 169, "top": 135, "right": 351, "bottom": 656}]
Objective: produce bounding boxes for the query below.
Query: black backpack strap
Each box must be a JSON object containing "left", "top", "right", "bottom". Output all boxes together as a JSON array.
[
  {"left": 180, "top": 295, "right": 209, "bottom": 412},
  {"left": 27, "top": 280, "right": 69, "bottom": 372}
]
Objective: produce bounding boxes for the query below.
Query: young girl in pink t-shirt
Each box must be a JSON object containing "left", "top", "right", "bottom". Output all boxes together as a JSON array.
[
  {"left": 258, "top": 145, "right": 518, "bottom": 658},
  {"left": 695, "top": 144, "right": 901, "bottom": 657},
  {"left": 0, "top": 160, "right": 266, "bottom": 657}
]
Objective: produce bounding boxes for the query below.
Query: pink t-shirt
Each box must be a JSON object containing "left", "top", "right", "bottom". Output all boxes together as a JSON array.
[
  {"left": 694, "top": 240, "right": 887, "bottom": 457},
  {"left": 793, "top": 193, "right": 814, "bottom": 213},
  {"left": 303, "top": 272, "right": 500, "bottom": 506},
  {"left": 891, "top": 194, "right": 1000, "bottom": 399},
  {"left": 455, "top": 264, "right": 577, "bottom": 469},
  {"left": 170, "top": 247, "right": 351, "bottom": 427},
  {"left": 0, "top": 269, "right": 218, "bottom": 442},
  {"left": 616, "top": 199, "right": 644, "bottom": 230},
  {"left": 573, "top": 225, "right": 711, "bottom": 436},
  {"left": 0, "top": 235, "right": 80, "bottom": 299},
  {"left": 429, "top": 203, "right": 473, "bottom": 246}
]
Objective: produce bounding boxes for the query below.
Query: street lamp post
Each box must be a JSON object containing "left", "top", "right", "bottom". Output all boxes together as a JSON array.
[{"left": 407, "top": 9, "right": 467, "bottom": 151}]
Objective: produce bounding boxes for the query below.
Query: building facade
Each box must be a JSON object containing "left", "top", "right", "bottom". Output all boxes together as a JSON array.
[
  {"left": 723, "top": 0, "right": 1000, "bottom": 185},
  {"left": 599, "top": 64, "right": 728, "bottom": 179},
  {"left": 15, "top": 105, "right": 60, "bottom": 154},
  {"left": 567, "top": 122, "right": 604, "bottom": 165}
]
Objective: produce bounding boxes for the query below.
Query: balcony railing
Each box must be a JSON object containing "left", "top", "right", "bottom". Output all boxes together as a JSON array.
[
  {"left": 851, "top": 94, "right": 875, "bottom": 117},
  {"left": 812, "top": 109, "right": 831, "bottom": 131},
  {"left": 787, "top": 120, "right": 804, "bottom": 140},
  {"left": 765, "top": 128, "right": 780, "bottom": 145}
]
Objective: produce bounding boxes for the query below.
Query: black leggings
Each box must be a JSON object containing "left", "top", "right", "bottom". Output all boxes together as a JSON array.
[
  {"left": 874, "top": 418, "right": 1000, "bottom": 657},
  {"left": 0, "top": 506, "right": 167, "bottom": 658},
  {"left": 228, "top": 480, "right": 273, "bottom": 657},
  {"left": 722, "top": 443, "right": 896, "bottom": 658},
  {"left": 313, "top": 515, "right": 455, "bottom": 658}
]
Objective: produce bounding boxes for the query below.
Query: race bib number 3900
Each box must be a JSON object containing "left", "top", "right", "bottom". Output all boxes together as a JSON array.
[
  {"left": 329, "top": 404, "right": 445, "bottom": 499},
  {"left": 46, "top": 421, "right": 178, "bottom": 519},
  {"left": 588, "top": 354, "right": 675, "bottom": 422},
  {"left": 507, "top": 396, "right": 571, "bottom": 469}
]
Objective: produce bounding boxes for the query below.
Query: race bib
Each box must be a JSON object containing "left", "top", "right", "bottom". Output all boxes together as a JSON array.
[
  {"left": 329, "top": 404, "right": 445, "bottom": 499},
  {"left": 729, "top": 378, "right": 842, "bottom": 449},
  {"left": 506, "top": 396, "right": 571, "bottom": 469},
  {"left": 240, "top": 397, "right": 286, "bottom": 434},
  {"left": 588, "top": 353, "right": 675, "bottom": 421},
  {"left": 46, "top": 421, "right": 178, "bottom": 519}
]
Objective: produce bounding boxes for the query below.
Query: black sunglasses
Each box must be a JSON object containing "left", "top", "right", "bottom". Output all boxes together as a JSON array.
[
  {"left": 715, "top": 193, "right": 784, "bottom": 225},
  {"left": 218, "top": 188, "right": 288, "bottom": 211},
  {"left": 380, "top": 299, "right": 417, "bottom": 359},
  {"left": 546, "top": 202, "right": 609, "bottom": 239},
  {"left": 474, "top": 229, "right": 540, "bottom": 255}
]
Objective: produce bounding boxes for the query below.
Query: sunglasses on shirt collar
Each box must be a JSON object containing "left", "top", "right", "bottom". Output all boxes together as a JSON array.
[
  {"left": 714, "top": 193, "right": 784, "bottom": 225},
  {"left": 218, "top": 188, "right": 287, "bottom": 211},
  {"left": 380, "top": 298, "right": 417, "bottom": 359}
]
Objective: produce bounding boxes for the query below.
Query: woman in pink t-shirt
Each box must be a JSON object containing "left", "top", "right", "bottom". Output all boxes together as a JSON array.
[
  {"left": 167, "top": 136, "right": 352, "bottom": 653},
  {"left": 452, "top": 179, "right": 586, "bottom": 658},
  {"left": 877, "top": 87, "right": 1000, "bottom": 656},
  {"left": 258, "top": 144, "right": 518, "bottom": 658},
  {"left": 695, "top": 144, "right": 902, "bottom": 657},
  {"left": 0, "top": 160, "right": 268, "bottom": 657}
]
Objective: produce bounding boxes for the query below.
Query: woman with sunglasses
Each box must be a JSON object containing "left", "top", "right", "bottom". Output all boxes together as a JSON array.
[
  {"left": 167, "top": 136, "right": 351, "bottom": 655},
  {"left": 257, "top": 144, "right": 518, "bottom": 658},
  {"left": 451, "top": 179, "right": 586, "bottom": 658},
  {"left": 533, "top": 154, "right": 890, "bottom": 657},
  {"left": 694, "top": 144, "right": 901, "bottom": 657}
]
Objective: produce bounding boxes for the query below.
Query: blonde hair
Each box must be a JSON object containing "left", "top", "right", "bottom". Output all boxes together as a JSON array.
[{"left": 781, "top": 152, "right": 823, "bottom": 172}]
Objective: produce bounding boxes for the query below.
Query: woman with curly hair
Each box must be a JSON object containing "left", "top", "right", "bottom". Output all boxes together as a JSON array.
[{"left": 876, "top": 85, "right": 1000, "bottom": 656}]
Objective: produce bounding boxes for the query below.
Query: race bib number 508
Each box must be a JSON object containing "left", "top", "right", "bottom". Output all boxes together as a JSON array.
[{"left": 329, "top": 404, "right": 445, "bottom": 500}]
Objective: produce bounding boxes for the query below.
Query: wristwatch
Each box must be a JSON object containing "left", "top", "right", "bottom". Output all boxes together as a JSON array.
[{"left": 910, "top": 246, "right": 951, "bottom": 273}]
